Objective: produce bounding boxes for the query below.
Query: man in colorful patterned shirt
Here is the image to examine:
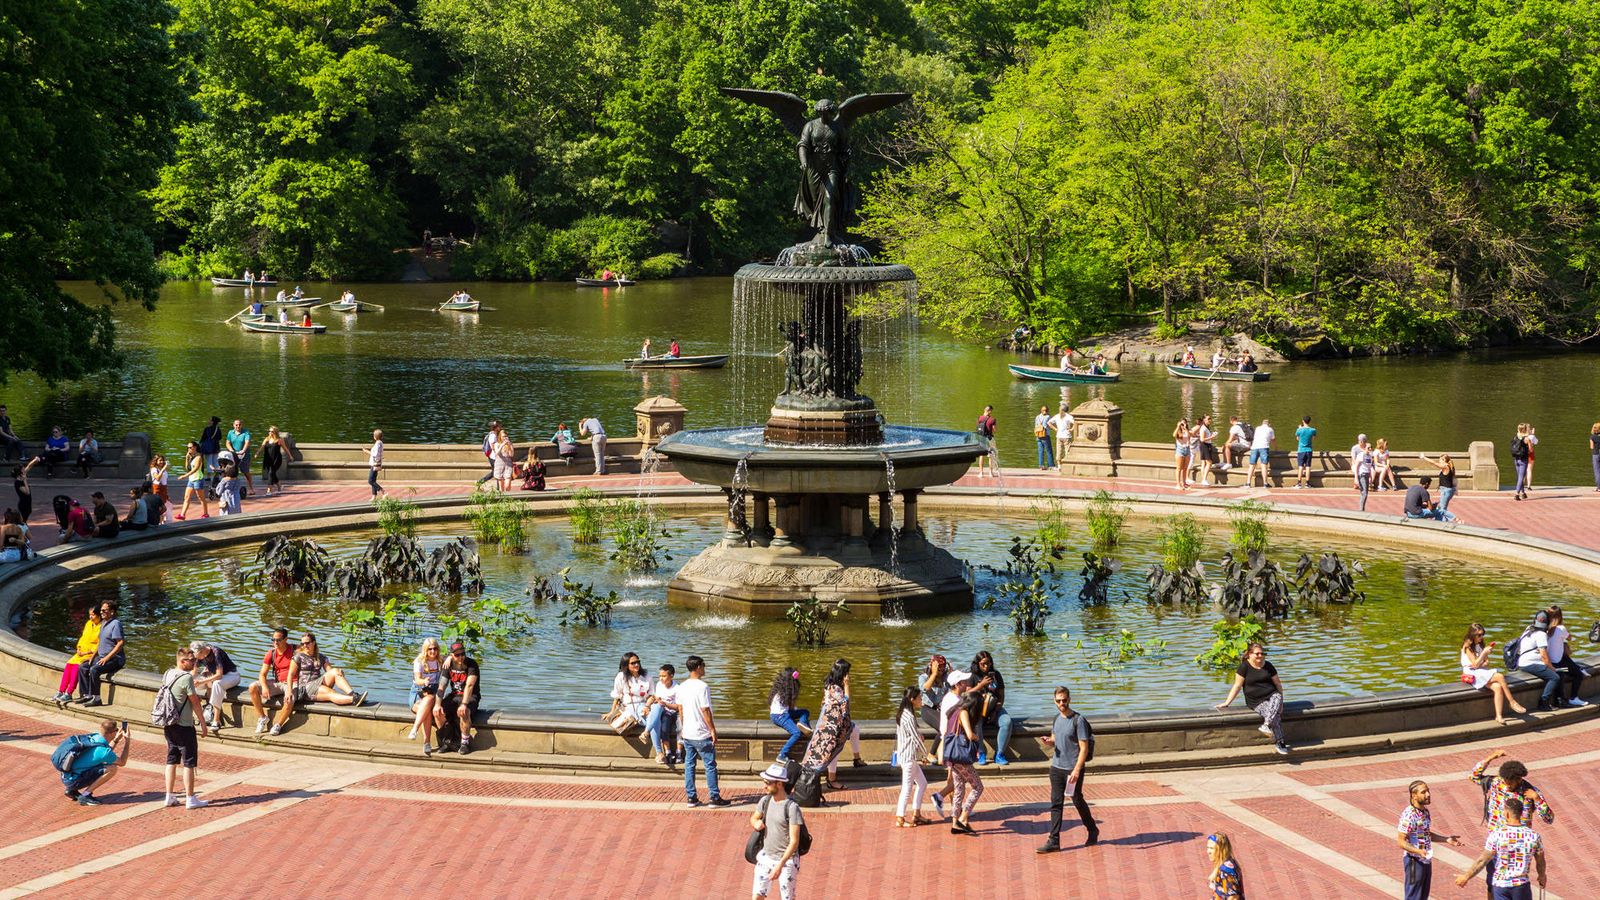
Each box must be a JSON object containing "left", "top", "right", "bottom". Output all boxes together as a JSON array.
[
  {"left": 1395, "top": 780, "right": 1461, "bottom": 899},
  {"left": 1468, "top": 750, "right": 1553, "bottom": 897},
  {"left": 1455, "top": 796, "right": 1546, "bottom": 899}
]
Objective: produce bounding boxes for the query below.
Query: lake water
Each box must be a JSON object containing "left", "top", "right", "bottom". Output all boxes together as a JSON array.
[
  {"left": 9, "top": 279, "right": 1597, "bottom": 485},
  {"left": 26, "top": 512, "right": 1596, "bottom": 718}
]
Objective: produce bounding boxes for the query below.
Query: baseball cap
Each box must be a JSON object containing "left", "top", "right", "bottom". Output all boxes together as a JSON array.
[
  {"left": 449, "top": 641, "right": 466, "bottom": 653},
  {"left": 1532, "top": 611, "right": 1550, "bottom": 631},
  {"left": 947, "top": 670, "right": 972, "bottom": 688}
]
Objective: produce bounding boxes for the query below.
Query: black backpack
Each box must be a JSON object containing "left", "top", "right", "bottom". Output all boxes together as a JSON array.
[
  {"left": 1065, "top": 711, "right": 1096, "bottom": 762},
  {"left": 744, "top": 796, "right": 812, "bottom": 861},
  {"left": 1510, "top": 436, "right": 1529, "bottom": 460},
  {"left": 1503, "top": 627, "right": 1531, "bottom": 671}
]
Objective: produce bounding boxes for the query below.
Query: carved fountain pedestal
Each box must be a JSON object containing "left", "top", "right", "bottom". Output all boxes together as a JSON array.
[{"left": 656, "top": 250, "right": 984, "bottom": 616}]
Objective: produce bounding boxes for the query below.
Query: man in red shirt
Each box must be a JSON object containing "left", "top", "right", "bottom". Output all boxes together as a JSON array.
[{"left": 248, "top": 628, "right": 297, "bottom": 734}]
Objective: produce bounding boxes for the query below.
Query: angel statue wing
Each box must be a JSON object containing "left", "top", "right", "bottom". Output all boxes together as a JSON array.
[
  {"left": 837, "top": 92, "right": 911, "bottom": 127},
  {"left": 718, "top": 88, "right": 810, "bottom": 136}
]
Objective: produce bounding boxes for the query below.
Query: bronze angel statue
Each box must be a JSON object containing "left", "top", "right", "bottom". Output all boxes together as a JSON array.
[{"left": 720, "top": 88, "right": 910, "bottom": 246}]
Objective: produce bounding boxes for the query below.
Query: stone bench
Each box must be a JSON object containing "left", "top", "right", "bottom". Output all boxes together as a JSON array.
[{"left": 11, "top": 433, "right": 151, "bottom": 480}]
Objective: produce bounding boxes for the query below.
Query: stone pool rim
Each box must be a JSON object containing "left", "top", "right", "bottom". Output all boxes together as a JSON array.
[{"left": 1, "top": 485, "right": 1595, "bottom": 772}]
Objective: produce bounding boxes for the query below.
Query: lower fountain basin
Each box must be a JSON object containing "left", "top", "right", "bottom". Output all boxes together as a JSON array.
[{"left": 654, "top": 425, "right": 985, "bottom": 495}]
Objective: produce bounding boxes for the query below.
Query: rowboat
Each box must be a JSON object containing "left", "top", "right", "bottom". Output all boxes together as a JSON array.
[
  {"left": 439, "top": 299, "right": 480, "bottom": 312},
  {"left": 270, "top": 296, "right": 322, "bottom": 307},
  {"left": 1008, "top": 364, "right": 1120, "bottom": 384},
  {"left": 1165, "top": 364, "right": 1270, "bottom": 382},
  {"left": 328, "top": 300, "right": 360, "bottom": 312},
  {"left": 576, "top": 277, "right": 636, "bottom": 287},
  {"left": 211, "top": 277, "right": 279, "bottom": 287},
  {"left": 623, "top": 354, "right": 729, "bottom": 369},
  {"left": 239, "top": 312, "right": 268, "bottom": 323},
  {"left": 242, "top": 320, "right": 325, "bottom": 334}
]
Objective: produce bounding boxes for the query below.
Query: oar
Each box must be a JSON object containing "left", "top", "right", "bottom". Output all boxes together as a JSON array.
[{"left": 222, "top": 305, "right": 254, "bottom": 325}]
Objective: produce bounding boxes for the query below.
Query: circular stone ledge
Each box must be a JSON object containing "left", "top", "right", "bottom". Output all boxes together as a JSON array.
[{"left": 0, "top": 486, "right": 1596, "bottom": 775}]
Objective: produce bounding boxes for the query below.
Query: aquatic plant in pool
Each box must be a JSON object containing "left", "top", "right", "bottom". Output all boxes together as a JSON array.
[
  {"left": 466, "top": 487, "right": 533, "bottom": 551},
  {"left": 375, "top": 494, "right": 421, "bottom": 538},
  {"left": 28, "top": 511, "right": 1600, "bottom": 719},
  {"left": 1085, "top": 490, "right": 1127, "bottom": 550},
  {"left": 1228, "top": 500, "right": 1272, "bottom": 554}
]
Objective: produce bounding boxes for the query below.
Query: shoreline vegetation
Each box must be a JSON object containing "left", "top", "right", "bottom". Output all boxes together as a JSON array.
[{"left": 14, "top": 1, "right": 1600, "bottom": 390}]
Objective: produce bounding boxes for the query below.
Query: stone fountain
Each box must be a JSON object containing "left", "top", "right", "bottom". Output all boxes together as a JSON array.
[{"left": 654, "top": 87, "right": 986, "bottom": 615}]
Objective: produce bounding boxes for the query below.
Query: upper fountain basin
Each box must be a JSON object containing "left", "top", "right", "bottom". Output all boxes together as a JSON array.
[
  {"left": 655, "top": 425, "right": 985, "bottom": 494},
  {"left": 735, "top": 261, "right": 916, "bottom": 285}
]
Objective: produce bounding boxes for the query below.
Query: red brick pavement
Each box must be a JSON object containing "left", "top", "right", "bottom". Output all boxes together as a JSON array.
[
  {"left": 0, "top": 745, "right": 165, "bottom": 847},
  {"left": 0, "top": 710, "right": 262, "bottom": 774},
  {"left": 1286, "top": 725, "right": 1600, "bottom": 787},
  {"left": 32, "top": 795, "right": 1388, "bottom": 900}
]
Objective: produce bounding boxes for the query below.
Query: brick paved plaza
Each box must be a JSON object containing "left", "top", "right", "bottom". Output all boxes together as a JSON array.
[{"left": 3, "top": 470, "right": 1598, "bottom": 898}]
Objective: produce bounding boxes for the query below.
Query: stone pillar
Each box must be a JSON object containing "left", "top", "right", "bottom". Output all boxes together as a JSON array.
[
  {"left": 900, "top": 489, "right": 921, "bottom": 535},
  {"left": 752, "top": 492, "right": 771, "bottom": 546},
  {"left": 723, "top": 488, "right": 746, "bottom": 546},
  {"left": 770, "top": 495, "right": 795, "bottom": 550},
  {"left": 633, "top": 396, "right": 687, "bottom": 448},
  {"left": 1468, "top": 441, "right": 1499, "bottom": 491},
  {"left": 1060, "top": 398, "right": 1121, "bottom": 477},
  {"left": 874, "top": 491, "right": 893, "bottom": 545}
]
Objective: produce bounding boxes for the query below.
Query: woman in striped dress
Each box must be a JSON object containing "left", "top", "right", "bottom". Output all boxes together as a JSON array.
[{"left": 894, "top": 686, "right": 929, "bottom": 827}]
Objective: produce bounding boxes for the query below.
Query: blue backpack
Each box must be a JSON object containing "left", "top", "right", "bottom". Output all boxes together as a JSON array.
[{"left": 51, "top": 734, "right": 100, "bottom": 781}]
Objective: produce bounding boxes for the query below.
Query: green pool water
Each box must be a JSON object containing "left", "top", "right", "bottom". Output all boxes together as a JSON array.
[{"left": 24, "top": 511, "right": 1595, "bottom": 719}]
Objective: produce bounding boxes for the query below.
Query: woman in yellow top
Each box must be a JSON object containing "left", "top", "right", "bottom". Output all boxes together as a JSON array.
[{"left": 55, "top": 606, "right": 102, "bottom": 705}]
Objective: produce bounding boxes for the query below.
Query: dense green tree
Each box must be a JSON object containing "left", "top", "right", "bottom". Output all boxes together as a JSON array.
[
  {"left": 153, "top": 0, "right": 417, "bottom": 279},
  {"left": 0, "top": 0, "right": 183, "bottom": 382}
]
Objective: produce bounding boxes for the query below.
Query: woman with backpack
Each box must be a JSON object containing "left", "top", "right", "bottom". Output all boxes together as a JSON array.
[{"left": 1510, "top": 423, "right": 1536, "bottom": 500}]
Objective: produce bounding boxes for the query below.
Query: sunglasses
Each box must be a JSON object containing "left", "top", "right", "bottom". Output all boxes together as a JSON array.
[{"left": 451, "top": 649, "right": 466, "bottom": 657}]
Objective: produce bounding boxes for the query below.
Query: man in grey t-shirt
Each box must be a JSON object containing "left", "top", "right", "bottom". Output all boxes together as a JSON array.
[
  {"left": 579, "top": 416, "right": 607, "bottom": 474},
  {"left": 1038, "top": 685, "right": 1097, "bottom": 852},
  {"left": 749, "top": 762, "right": 804, "bottom": 900}
]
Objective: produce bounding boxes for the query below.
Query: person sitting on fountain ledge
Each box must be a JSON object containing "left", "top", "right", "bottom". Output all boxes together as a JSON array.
[
  {"left": 434, "top": 640, "right": 481, "bottom": 755},
  {"left": 267, "top": 633, "right": 366, "bottom": 735}
]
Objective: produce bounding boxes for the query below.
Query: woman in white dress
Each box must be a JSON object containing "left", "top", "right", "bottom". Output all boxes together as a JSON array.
[
  {"left": 1460, "top": 623, "right": 1525, "bottom": 725},
  {"left": 602, "top": 652, "right": 651, "bottom": 733}
]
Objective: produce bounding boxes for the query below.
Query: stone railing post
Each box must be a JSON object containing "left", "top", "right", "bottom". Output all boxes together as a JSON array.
[
  {"left": 118, "top": 432, "right": 151, "bottom": 478},
  {"left": 634, "top": 396, "right": 687, "bottom": 450},
  {"left": 1468, "top": 441, "right": 1499, "bottom": 491},
  {"left": 1060, "top": 399, "right": 1121, "bottom": 478}
]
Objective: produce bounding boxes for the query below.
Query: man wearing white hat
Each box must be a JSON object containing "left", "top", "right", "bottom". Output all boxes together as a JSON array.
[{"left": 750, "top": 762, "right": 806, "bottom": 900}]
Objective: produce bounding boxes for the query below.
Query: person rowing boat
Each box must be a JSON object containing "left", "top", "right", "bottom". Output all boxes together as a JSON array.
[{"left": 669, "top": 337, "right": 680, "bottom": 358}]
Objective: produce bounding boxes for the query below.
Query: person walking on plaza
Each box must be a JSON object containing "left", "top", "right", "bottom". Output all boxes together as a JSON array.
[
  {"left": 1590, "top": 422, "right": 1600, "bottom": 491},
  {"left": 1454, "top": 796, "right": 1546, "bottom": 898},
  {"left": 1206, "top": 832, "right": 1245, "bottom": 899},
  {"left": 1419, "top": 453, "right": 1459, "bottom": 513},
  {"left": 767, "top": 667, "right": 811, "bottom": 762},
  {"left": 1194, "top": 414, "right": 1217, "bottom": 486},
  {"left": 1033, "top": 405, "right": 1054, "bottom": 469},
  {"left": 76, "top": 600, "right": 124, "bottom": 708},
  {"left": 56, "top": 719, "right": 130, "bottom": 805},
  {"left": 1214, "top": 642, "right": 1290, "bottom": 754},
  {"left": 1038, "top": 685, "right": 1097, "bottom": 853},
  {"left": 942, "top": 682, "right": 984, "bottom": 834},
  {"left": 975, "top": 405, "right": 997, "bottom": 477},
  {"left": 1293, "top": 415, "right": 1316, "bottom": 489},
  {"left": 1460, "top": 624, "right": 1526, "bottom": 725},
  {"left": 1351, "top": 434, "right": 1374, "bottom": 511},
  {"left": 226, "top": 419, "right": 254, "bottom": 495},
  {"left": 259, "top": 427, "right": 285, "bottom": 496},
  {"left": 893, "top": 686, "right": 929, "bottom": 828},
  {"left": 677, "top": 655, "right": 728, "bottom": 806},
  {"left": 154, "top": 647, "right": 209, "bottom": 809},
  {"left": 477, "top": 421, "right": 501, "bottom": 486},
  {"left": 1544, "top": 605, "right": 1586, "bottom": 708},
  {"left": 176, "top": 441, "right": 209, "bottom": 521},
  {"left": 0, "top": 404, "right": 21, "bottom": 461},
  {"left": 13, "top": 455, "right": 37, "bottom": 523},
  {"left": 365, "top": 429, "right": 385, "bottom": 499},
  {"left": 580, "top": 414, "right": 607, "bottom": 474},
  {"left": 1509, "top": 423, "right": 1534, "bottom": 500},
  {"left": 1468, "top": 749, "right": 1554, "bottom": 893},
  {"left": 1172, "top": 418, "right": 1192, "bottom": 489},
  {"left": 199, "top": 416, "right": 223, "bottom": 473},
  {"left": 1396, "top": 780, "right": 1461, "bottom": 900},
  {"left": 1050, "top": 403, "right": 1074, "bottom": 472},
  {"left": 749, "top": 762, "right": 806, "bottom": 900},
  {"left": 1247, "top": 418, "right": 1275, "bottom": 489},
  {"left": 493, "top": 428, "right": 517, "bottom": 492},
  {"left": 804, "top": 659, "right": 864, "bottom": 789}
]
